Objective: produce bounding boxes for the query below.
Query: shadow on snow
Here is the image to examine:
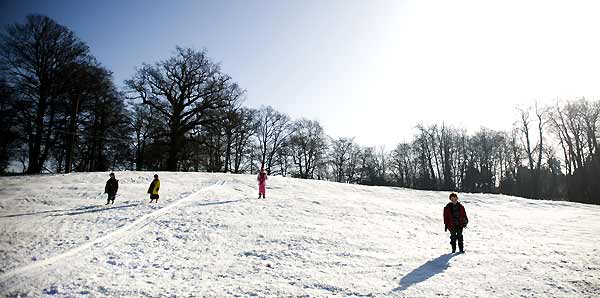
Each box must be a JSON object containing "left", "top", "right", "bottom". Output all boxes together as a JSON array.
[
  {"left": 50, "top": 203, "right": 143, "bottom": 216},
  {"left": 1, "top": 199, "right": 242, "bottom": 219},
  {"left": 0, "top": 205, "right": 108, "bottom": 218},
  {"left": 392, "top": 253, "right": 456, "bottom": 292},
  {"left": 196, "top": 199, "right": 241, "bottom": 206}
]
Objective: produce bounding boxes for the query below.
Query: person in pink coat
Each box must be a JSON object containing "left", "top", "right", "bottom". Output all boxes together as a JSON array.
[{"left": 257, "top": 167, "right": 268, "bottom": 199}]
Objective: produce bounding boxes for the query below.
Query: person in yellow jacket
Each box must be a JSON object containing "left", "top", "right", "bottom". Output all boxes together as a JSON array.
[{"left": 147, "top": 174, "right": 160, "bottom": 203}]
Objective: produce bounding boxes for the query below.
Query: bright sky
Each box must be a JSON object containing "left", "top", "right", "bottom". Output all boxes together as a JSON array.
[{"left": 2, "top": 0, "right": 599, "bottom": 147}]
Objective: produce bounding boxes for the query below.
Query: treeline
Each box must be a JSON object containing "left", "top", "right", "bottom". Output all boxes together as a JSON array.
[{"left": 1, "top": 15, "right": 599, "bottom": 204}]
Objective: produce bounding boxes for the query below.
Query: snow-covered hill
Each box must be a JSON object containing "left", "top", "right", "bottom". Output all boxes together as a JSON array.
[{"left": 0, "top": 172, "right": 598, "bottom": 297}]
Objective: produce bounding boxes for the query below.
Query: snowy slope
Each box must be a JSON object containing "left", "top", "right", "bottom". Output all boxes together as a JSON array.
[{"left": 0, "top": 172, "right": 599, "bottom": 297}]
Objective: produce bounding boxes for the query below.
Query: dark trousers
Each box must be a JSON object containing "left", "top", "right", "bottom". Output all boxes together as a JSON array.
[
  {"left": 149, "top": 194, "right": 159, "bottom": 202},
  {"left": 449, "top": 227, "right": 464, "bottom": 252},
  {"left": 106, "top": 193, "right": 116, "bottom": 204}
]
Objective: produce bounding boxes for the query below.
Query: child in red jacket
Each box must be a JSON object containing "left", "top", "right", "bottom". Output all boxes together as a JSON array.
[{"left": 443, "top": 192, "right": 469, "bottom": 253}]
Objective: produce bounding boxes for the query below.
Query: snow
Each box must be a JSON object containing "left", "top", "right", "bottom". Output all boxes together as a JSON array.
[{"left": 0, "top": 172, "right": 599, "bottom": 297}]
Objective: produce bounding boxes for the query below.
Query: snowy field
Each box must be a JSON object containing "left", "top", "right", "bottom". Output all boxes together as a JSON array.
[{"left": 0, "top": 172, "right": 599, "bottom": 297}]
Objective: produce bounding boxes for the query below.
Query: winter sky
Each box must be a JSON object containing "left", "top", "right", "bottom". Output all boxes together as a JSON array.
[{"left": 2, "top": 0, "right": 600, "bottom": 147}]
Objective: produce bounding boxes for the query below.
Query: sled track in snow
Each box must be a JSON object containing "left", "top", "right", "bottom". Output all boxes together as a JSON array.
[{"left": 0, "top": 181, "right": 226, "bottom": 282}]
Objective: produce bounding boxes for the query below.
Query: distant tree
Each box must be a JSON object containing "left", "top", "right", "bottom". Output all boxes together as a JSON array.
[
  {"left": 518, "top": 106, "right": 535, "bottom": 172},
  {"left": 0, "top": 79, "right": 16, "bottom": 173},
  {"left": 456, "top": 133, "right": 472, "bottom": 192},
  {"left": 229, "top": 108, "right": 258, "bottom": 173},
  {"left": 471, "top": 128, "right": 500, "bottom": 193},
  {"left": 275, "top": 142, "right": 293, "bottom": 177},
  {"left": 358, "top": 146, "right": 375, "bottom": 184},
  {"left": 256, "top": 106, "right": 292, "bottom": 174},
  {"left": 534, "top": 102, "right": 549, "bottom": 172},
  {"left": 288, "top": 119, "right": 327, "bottom": 179},
  {"left": 198, "top": 122, "right": 226, "bottom": 173},
  {"left": 371, "top": 145, "right": 389, "bottom": 185},
  {"left": 463, "top": 161, "right": 479, "bottom": 193},
  {"left": 345, "top": 144, "right": 364, "bottom": 183},
  {"left": 221, "top": 88, "right": 248, "bottom": 173},
  {"left": 549, "top": 98, "right": 600, "bottom": 203},
  {"left": 514, "top": 102, "right": 548, "bottom": 198},
  {"left": 126, "top": 47, "right": 234, "bottom": 171},
  {"left": 390, "top": 142, "right": 416, "bottom": 187},
  {"left": 0, "top": 15, "right": 91, "bottom": 173},
  {"left": 76, "top": 76, "right": 131, "bottom": 172},
  {"left": 498, "top": 128, "right": 524, "bottom": 195},
  {"left": 414, "top": 125, "right": 436, "bottom": 189},
  {"left": 329, "top": 137, "right": 354, "bottom": 182},
  {"left": 54, "top": 61, "right": 121, "bottom": 173},
  {"left": 427, "top": 125, "right": 442, "bottom": 187},
  {"left": 129, "top": 102, "right": 160, "bottom": 171},
  {"left": 517, "top": 106, "right": 538, "bottom": 198},
  {"left": 550, "top": 102, "right": 574, "bottom": 176},
  {"left": 438, "top": 124, "right": 455, "bottom": 190}
]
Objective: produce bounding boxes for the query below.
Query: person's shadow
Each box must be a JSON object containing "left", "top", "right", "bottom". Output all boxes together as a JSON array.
[{"left": 391, "top": 253, "right": 456, "bottom": 292}]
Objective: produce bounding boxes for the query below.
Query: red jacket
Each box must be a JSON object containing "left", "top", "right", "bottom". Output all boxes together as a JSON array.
[{"left": 443, "top": 202, "right": 468, "bottom": 230}]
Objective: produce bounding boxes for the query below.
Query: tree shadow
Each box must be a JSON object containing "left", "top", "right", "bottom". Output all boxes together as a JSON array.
[
  {"left": 197, "top": 199, "right": 241, "bottom": 206},
  {"left": 391, "top": 253, "right": 456, "bottom": 292},
  {"left": 50, "top": 203, "right": 142, "bottom": 216},
  {"left": 1, "top": 199, "right": 241, "bottom": 219},
  {"left": 53, "top": 199, "right": 241, "bottom": 216},
  {"left": 0, "top": 205, "right": 101, "bottom": 219}
]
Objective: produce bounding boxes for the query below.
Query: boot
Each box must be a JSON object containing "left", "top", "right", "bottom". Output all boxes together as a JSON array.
[
  {"left": 458, "top": 242, "right": 464, "bottom": 253},
  {"left": 451, "top": 242, "right": 456, "bottom": 253},
  {"left": 105, "top": 200, "right": 110, "bottom": 205}
]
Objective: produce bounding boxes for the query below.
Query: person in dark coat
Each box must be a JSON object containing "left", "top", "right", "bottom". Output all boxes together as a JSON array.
[
  {"left": 443, "top": 192, "right": 469, "bottom": 253},
  {"left": 147, "top": 174, "right": 160, "bottom": 203},
  {"left": 104, "top": 172, "right": 119, "bottom": 205}
]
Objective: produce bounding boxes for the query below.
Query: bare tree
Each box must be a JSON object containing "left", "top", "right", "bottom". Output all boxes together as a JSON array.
[
  {"left": 548, "top": 98, "right": 600, "bottom": 203},
  {"left": 229, "top": 108, "right": 258, "bottom": 173},
  {"left": 56, "top": 61, "right": 117, "bottom": 173},
  {"left": 255, "top": 105, "right": 292, "bottom": 174},
  {"left": 345, "top": 144, "right": 364, "bottom": 183},
  {"left": 414, "top": 124, "right": 437, "bottom": 189},
  {"left": 329, "top": 137, "right": 354, "bottom": 182},
  {"left": 76, "top": 79, "right": 131, "bottom": 172},
  {"left": 390, "top": 142, "right": 416, "bottom": 187},
  {"left": 288, "top": 119, "right": 327, "bottom": 179},
  {"left": 549, "top": 100, "right": 576, "bottom": 175},
  {"left": 0, "top": 79, "right": 16, "bottom": 173},
  {"left": 129, "top": 102, "right": 161, "bottom": 171},
  {"left": 454, "top": 128, "right": 469, "bottom": 190},
  {"left": 1, "top": 15, "right": 90, "bottom": 173},
  {"left": 517, "top": 106, "right": 535, "bottom": 171},
  {"left": 221, "top": 87, "right": 246, "bottom": 172},
  {"left": 534, "top": 101, "right": 549, "bottom": 171},
  {"left": 438, "top": 124, "right": 455, "bottom": 190},
  {"left": 372, "top": 145, "right": 388, "bottom": 184},
  {"left": 126, "top": 47, "right": 234, "bottom": 171},
  {"left": 580, "top": 98, "right": 600, "bottom": 159}
]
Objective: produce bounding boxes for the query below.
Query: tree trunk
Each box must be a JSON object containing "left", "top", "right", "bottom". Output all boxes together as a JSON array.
[{"left": 65, "top": 94, "right": 81, "bottom": 173}]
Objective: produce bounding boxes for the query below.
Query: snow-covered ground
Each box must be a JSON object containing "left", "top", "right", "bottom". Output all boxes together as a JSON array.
[{"left": 0, "top": 172, "right": 599, "bottom": 297}]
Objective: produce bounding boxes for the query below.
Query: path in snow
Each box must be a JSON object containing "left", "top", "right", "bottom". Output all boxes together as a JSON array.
[
  {"left": 0, "top": 180, "right": 226, "bottom": 282},
  {"left": 0, "top": 172, "right": 222, "bottom": 275}
]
